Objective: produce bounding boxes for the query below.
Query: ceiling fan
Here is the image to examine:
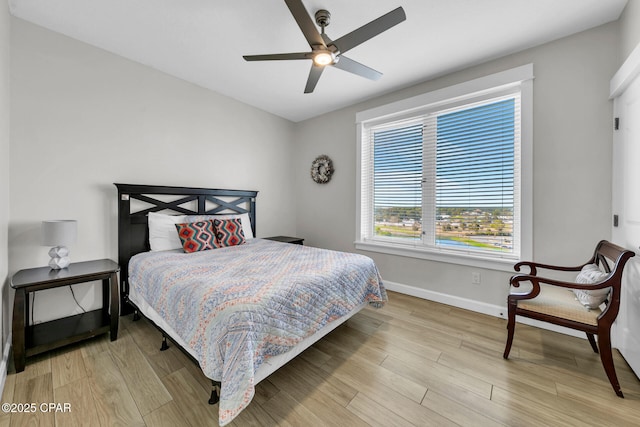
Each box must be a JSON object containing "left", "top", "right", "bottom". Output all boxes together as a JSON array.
[{"left": 243, "top": 0, "right": 406, "bottom": 93}]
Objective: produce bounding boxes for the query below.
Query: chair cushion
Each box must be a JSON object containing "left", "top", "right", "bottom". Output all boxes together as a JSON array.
[{"left": 515, "top": 284, "right": 601, "bottom": 326}]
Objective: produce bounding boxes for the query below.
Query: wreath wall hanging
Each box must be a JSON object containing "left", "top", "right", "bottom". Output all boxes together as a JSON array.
[{"left": 310, "top": 155, "right": 334, "bottom": 184}]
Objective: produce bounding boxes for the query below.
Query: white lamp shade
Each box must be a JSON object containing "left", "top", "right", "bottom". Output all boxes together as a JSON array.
[{"left": 42, "top": 220, "right": 77, "bottom": 246}]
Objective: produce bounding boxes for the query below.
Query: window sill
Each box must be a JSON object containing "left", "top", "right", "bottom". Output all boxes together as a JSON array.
[{"left": 354, "top": 240, "right": 518, "bottom": 272}]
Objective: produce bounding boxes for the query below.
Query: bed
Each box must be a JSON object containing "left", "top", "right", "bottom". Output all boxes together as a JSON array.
[{"left": 114, "top": 183, "right": 387, "bottom": 425}]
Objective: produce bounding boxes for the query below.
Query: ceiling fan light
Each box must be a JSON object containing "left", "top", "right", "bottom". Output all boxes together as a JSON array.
[{"left": 313, "top": 51, "right": 333, "bottom": 66}]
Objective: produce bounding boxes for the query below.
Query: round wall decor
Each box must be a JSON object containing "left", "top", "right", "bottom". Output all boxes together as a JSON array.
[{"left": 310, "top": 155, "right": 334, "bottom": 184}]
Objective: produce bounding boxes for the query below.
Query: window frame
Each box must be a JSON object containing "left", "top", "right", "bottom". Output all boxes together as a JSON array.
[{"left": 355, "top": 65, "right": 533, "bottom": 271}]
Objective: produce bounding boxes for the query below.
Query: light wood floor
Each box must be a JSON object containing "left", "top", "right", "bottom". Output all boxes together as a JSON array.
[{"left": 2, "top": 290, "right": 640, "bottom": 426}]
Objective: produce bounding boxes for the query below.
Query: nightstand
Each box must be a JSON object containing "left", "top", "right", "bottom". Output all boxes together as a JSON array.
[
  {"left": 11, "top": 259, "right": 120, "bottom": 372},
  {"left": 264, "top": 236, "right": 304, "bottom": 245}
]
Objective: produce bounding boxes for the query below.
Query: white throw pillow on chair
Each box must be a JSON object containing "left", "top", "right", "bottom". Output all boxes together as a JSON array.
[{"left": 573, "top": 263, "right": 610, "bottom": 309}]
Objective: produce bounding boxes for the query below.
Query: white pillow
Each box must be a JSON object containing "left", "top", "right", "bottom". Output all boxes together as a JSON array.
[
  {"left": 148, "top": 212, "right": 254, "bottom": 252},
  {"left": 148, "top": 212, "right": 187, "bottom": 251},
  {"left": 573, "top": 263, "right": 611, "bottom": 309}
]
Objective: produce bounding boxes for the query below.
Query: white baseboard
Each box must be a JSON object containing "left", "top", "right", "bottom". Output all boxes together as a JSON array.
[
  {"left": 0, "top": 333, "right": 11, "bottom": 398},
  {"left": 384, "top": 280, "right": 584, "bottom": 339}
]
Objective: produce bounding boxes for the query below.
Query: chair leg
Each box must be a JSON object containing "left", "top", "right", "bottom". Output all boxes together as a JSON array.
[
  {"left": 586, "top": 333, "right": 598, "bottom": 353},
  {"left": 503, "top": 304, "right": 516, "bottom": 359},
  {"left": 598, "top": 330, "right": 623, "bottom": 398}
]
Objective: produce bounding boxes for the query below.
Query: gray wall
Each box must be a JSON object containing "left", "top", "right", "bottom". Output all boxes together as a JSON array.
[
  {"left": 1, "top": 0, "right": 10, "bottom": 364},
  {"left": 293, "top": 22, "right": 620, "bottom": 309},
  {"left": 620, "top": 0, "right": 640, "bottom": 62},
  {"left": 9, "top": 18, "right": 296, "bottom": 322}
]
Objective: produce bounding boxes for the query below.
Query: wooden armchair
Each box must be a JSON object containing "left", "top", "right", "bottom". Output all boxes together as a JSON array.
[{"left": 503, "top": 240, "right": 635, "bottom": 397}]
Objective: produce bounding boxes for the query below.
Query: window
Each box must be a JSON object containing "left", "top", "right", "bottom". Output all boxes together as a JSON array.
[{"left": 356, "top": 65, "right": 532, "bottom": 269}]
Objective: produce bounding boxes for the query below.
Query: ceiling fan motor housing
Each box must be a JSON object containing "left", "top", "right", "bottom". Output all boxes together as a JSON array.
[{"left": 315, "top": 10, "right": 331, "bottom": 28}]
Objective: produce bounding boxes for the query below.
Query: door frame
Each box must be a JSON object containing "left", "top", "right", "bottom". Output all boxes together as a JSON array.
[{"left": 610, "top": 41, "right": 640, "bottom": 376}]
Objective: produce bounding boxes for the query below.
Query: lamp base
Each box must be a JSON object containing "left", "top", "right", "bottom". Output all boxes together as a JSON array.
[{"left": 48, "top": 246, "right": 71, "bottom": 269}]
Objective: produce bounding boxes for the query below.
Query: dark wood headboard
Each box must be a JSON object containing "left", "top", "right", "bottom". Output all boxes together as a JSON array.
[{"left": 114, "top": 183, "right": 258, "bottom": 314}]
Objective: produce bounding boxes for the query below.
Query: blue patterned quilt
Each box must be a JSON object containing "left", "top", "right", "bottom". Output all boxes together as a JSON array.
[{"left": 128, "top": 238, "right": 386, "bottom": 425}]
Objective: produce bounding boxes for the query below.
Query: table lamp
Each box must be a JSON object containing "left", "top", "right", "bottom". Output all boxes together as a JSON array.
[{"left": 42, "top": 220, "right": 77, "bottom": 269}]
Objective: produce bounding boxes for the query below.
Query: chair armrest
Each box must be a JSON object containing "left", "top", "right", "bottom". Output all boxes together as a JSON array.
[
  {"left": 514, "top": 261, "right": 585, "bottom": 276},
  {"left": 509, "top": 273, "right": 611, "bottom": 300},
  {"left": 509, "top": 274, "right": 543, "bottom": 300}
]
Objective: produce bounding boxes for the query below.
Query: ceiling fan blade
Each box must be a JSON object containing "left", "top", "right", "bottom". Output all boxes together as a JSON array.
[
  {"left": 304, "top": 64, "right": 324, "bottom": 93},
  {"left": 333, "top": 56, "right": 382, "bottom": 81},
  {"left": 284, "top": 0, "right": 326, "bottom": 48},
  {"left": 243, "top": 52, "right": 310, "bottom": 61},
  {"left": 332, "top": 7, "right": 406, "bottom": 55}
]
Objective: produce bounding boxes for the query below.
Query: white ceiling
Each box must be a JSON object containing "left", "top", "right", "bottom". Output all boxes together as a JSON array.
[{"left": 9, "top": 0, "right": 628, "bottom": 122}]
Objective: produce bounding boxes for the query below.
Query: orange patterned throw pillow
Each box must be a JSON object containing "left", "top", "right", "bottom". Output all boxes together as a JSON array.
[
  {"left": 213, "top": 218, "right": 246, "bottom": 247},
  {"left": 175, "top": 221, "right": 220, "bottom": 253}
]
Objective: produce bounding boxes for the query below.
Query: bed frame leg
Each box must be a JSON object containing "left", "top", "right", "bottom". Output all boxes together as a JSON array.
[
  {"left": 160, "top": 335, "right": 169, "bottom": 351},
  {"left": 208, "top": 381, "right": 221, "bottom": 405},
  {"left": 133, "top": 310, "right": 140, "bottom": 321}
]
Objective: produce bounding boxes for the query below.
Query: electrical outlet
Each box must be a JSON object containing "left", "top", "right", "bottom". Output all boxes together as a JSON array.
[{"left": 471, "top": 272, "right": 481, "bottom": 285}]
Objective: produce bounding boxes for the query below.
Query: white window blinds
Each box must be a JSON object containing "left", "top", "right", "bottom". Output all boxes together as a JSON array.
[
  {"left": 372, "top": 121, "right": 423, "bottom": 241},
  {"left": 430, "top": 96, "right": 520, "bottom": 255},
  {"left": 361, "top": 92, "right": 521, "bottom": 259}
]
